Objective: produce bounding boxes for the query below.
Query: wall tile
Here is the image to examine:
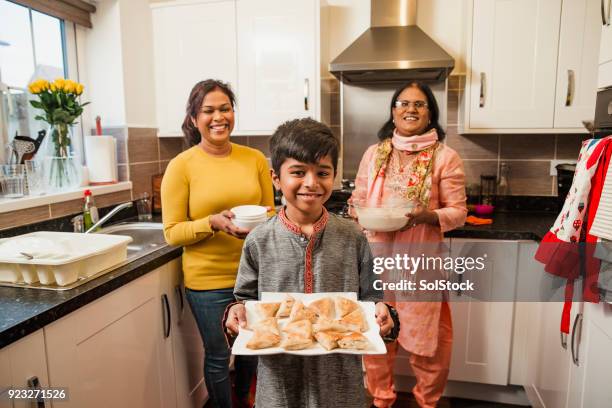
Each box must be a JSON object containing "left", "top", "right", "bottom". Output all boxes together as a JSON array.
[
  {"left": 556, "top": 134, "right": 588, "bottom": 159},
  {"left": 462, "top": 160, "right": 499, "bottom": 190},
  {"left": 330, "top": 93, "right": 340, "bottom": 126},
  {"left": 321, "top": 77, "right": 339, "bottom": 93},
  {"left": 500, "top": 134, "right": 555, "bottom": 160},
  {"left": 96, "top": 190, "right": 133, "bottom": 207},
  {"left": 117, "top": 164, "right": 129, "bottom": 182},
  {"left": 159, "top": 137, "right": 185, "bottom": 160},
  {"left": 231, "top": 136, "right": 249, "bottom": 146},
  {"left": 505, "top": 161, "right": 553, "bottom": 196},
  {"left": 446, "top": 127, "right": 499, "bottom": 160},
  {"left": 448, "top": 75, "right": 464, "bottom": 91},
  {"left": 0, "top": 206, "right": 50, "bottom": 230},
  {"left": 320, "top": 91, "right": 332, "bottom": 126},
  {"left": 447, "top": 90, "right": 459, "bottom": 125},
  {"left": 249, "top": 136, "right": 271, "bottom": 157},
  {"left": 160, "top": 160, "right": 170, "bottom": 174},
  {"left": 50, "top": 198, "right": 83, "bottom": 218},
  {"left": 130, "top": 162, "right": 160, "bottom": 197},
  {"left": 127, "top": 128, "right": 159, "bottom": 163}
]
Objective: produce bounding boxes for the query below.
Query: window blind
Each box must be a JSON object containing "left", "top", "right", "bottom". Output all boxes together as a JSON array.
[{"left": 9, "top": 0, "right": 96, "bottom": 28}]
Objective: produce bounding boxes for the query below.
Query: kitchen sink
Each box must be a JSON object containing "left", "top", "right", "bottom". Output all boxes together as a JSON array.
[{"left": 97, "top": 222, "right": 168, "bottom": 262}]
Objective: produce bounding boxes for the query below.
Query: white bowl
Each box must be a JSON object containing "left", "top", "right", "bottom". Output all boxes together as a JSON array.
[
  {"left": 233, "top": 217, "right": 266, "bottom": 230},
  {"left": 352, "top": 199, "right": 417, "bottom": 232},
  {"left": 231, "top": 205, "right": 267, "bottom": 219}
]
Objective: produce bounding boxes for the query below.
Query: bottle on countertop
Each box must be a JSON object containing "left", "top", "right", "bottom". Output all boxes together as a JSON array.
[
  {"left": 497, "top": 162, "right": 509, "bottom": 197},
  {"left": 83, "top": 189, "right": 99, "bottom": 231}
]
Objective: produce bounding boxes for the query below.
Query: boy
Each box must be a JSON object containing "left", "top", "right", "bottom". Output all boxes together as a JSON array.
[{"left": 225, "top": 118, "right": 394, "bottom": 408}]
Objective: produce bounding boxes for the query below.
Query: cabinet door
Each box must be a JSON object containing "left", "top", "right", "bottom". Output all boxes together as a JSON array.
[
  {"left": 600, "top": 0, "right": 612, "bottom": 65},
  {"left": 468, "top": 0, "right": 562, "bottom": 129},
  {"left": 236, "top": 0, "right": 317, "bottom": 133},
  {"left": 152, "top": 1, "right": 237, "bottom": 136},
  {"left": 3, "top": 331, "right": 49, "bottom": 408},
  {"left": 45, "top": 268, "right": 176, "bottom": 408},
  {"left": 554, "top": 0, "right": 601, "bottom": 128},
  {"left": 447, "top": 239, "right": 517, "bottom": 385},
  {"left": 567, "top": 302, "right": 612, "bottom": 408},
  {"left": 167, "top": 258, "right": 208, "bottom": 408}
]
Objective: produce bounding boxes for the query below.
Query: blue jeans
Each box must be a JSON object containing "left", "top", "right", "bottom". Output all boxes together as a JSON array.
[{"left": 186, "top": 288, "right": 257, "bottom": 408}]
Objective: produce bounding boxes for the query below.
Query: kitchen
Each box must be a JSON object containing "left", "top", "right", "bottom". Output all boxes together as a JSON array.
[{"left": 1, "top": 0, "right": 612, "bottom": 407}]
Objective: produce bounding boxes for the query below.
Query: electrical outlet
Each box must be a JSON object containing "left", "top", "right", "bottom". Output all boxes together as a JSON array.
[{"left": 550, "top": 159, "right": 577, "bottom": 176}]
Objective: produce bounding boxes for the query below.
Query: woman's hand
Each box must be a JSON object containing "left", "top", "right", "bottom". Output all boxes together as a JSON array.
[
  {"left": 375, "top": 302, "right": 394, "bottom": 336},
  {"left": 210, "top": 210, "right": 250, "bottom": 239},
  {"left": 225, "top": 303, "right": 247, "bottom": 336},
  {"left": 401, "top": 203, "right": 439, "bottom": 231}
]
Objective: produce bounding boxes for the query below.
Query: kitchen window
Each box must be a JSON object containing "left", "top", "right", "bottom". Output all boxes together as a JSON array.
[{"left": 0, "top": 0, "right": 83, "bottom": 166}]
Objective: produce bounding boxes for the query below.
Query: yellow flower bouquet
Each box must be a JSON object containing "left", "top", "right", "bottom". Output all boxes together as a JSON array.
[
  {"left": 28, "top": 78, "right": 89, "bottom": 190},
  {"left": 28, "top": 78, "right": 88, "bottom": 158}
]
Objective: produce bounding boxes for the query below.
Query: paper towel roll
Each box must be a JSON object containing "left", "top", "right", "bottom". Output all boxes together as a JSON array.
[{"left": 84, "top": 136, "right": 117, "bottom": 184}]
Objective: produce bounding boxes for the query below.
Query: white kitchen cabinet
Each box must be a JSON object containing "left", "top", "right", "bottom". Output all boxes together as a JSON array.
[
  {"left": 0, "top": 330, "right": 49, "bottom": 408},
  {"left": 554, "top": 0, "right": 602, "bottom": 127},
  {"left": 44, "top": 266, "right": 176, "bottom": 408},
  {"left": 566, "top": 302, "right": 612, "bottom": 408},
  {"left": 235, "top": 0, "right": 319, "bottom": 134},
  {"left": 165, "top": 258, "right": 208, "bottom": 408},
  {"left": 461, "top": 0, "right": 601, "bottom": 133},
  {"left": 599, "top": 0, "right": 612, "bottom": 88},
  {"left": 151, "top": 0, "right": 321, "bottom": 137},
  {"left": 152, "top": 1, "right": 238, "bottom": 137},
  {"left": 446, "top": 238, "right": 518, "bottom": 385},
  {"left": 600, "top": 0, "right": 612, "bottom": 66}
]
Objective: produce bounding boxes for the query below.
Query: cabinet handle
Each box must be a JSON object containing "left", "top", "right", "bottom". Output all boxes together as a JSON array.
[
  {"left": 161, "top": 294, "right": 171, "bottom": 338},
  {"left": 26, "top": 376, "right": 45, "bottom": 408},
  {"left": 479, "top": 72, "right": 486, "bottom": 108},
  {"left": 560, "top": 332, "right": 567, "bottom": 349},
  {"left": 602, "top": 0, "right": 611, "bottom": 25},
  {"left": 174, "top": 284, "right": 184, "bottom": 317},
  {"left": 304, "top": 78, "right": 310, "bottom": 111},
  {"left": 565, "top": 70, "right": 575, "bottom": 107},
  {"left": 570, "top": 312, "right": 583, "bottom": 366}
]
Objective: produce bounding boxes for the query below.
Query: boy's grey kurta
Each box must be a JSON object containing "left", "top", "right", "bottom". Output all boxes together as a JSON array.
[{"left": 234, "top": 210, "right": 382, "bottom": 408}]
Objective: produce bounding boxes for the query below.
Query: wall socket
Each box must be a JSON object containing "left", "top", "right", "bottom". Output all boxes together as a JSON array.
[{"left": 550, "top": 159, "right": 577, "bottom": 176}]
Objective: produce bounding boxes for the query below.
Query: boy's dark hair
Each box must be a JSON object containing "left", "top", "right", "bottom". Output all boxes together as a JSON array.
[{"left": 270, "top": 118, "right": 339, "bottom": 175}]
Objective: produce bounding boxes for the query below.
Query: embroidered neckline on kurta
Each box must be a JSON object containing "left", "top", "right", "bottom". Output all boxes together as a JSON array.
[
  {"left": 278, "top": 207, "right": 329, "bottom": 293},
  {"left": 370, "top": 138, "right": 439, "bottom": 206}
]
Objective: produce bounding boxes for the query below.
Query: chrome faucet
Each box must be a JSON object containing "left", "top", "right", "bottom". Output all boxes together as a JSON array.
[{"left": 85, "top": 201, "right": 133, "bottom": 234}]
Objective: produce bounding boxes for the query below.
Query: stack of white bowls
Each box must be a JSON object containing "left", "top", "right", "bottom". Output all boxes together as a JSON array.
[{"left": 231, "top": 205, "right": 268, "bottom": 230}]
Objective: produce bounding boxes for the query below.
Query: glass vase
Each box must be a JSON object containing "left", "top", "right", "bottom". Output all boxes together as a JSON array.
[{"left": 42, "top": 124, "right": 81, "bottom": 191}]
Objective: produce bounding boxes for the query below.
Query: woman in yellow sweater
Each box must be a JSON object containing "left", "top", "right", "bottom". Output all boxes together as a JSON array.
[{"left": 161, "top": 79, "right": 274, "bottom": 408}]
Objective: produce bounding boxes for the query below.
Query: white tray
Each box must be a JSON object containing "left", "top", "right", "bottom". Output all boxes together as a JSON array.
[
  {"left": 231, "top": 292, "right": 386, "bottom": 356},
  {"left": 0, "top": 232, "right": 132, "bottom": 286}
]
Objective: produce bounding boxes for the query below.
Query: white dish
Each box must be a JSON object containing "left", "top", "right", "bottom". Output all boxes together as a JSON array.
[
  {"left": 232, "top": 216, "right": 267, "bottom": 230},
  {"left": 352, "top": 199, "right": 417, "bottom": 232},
  {"left": 0, "top": 232, "right": 132, "bottom": 286},
  {"left": 231, "top": 292, "right": 386, "bottom": 356},
  {"left": 231, "top": 205, "right": 267, "bottom": 219}
]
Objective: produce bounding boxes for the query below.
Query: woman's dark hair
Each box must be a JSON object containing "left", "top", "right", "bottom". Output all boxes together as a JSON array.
[
  {"left": 377, "top": 81, "right": 445, "bottom": 141},
  {"left": 181, "top": 79, "right": 236, "bottom": 147},
  {"left": 270, "top": 118, "right": 339, "bottom": 176}
]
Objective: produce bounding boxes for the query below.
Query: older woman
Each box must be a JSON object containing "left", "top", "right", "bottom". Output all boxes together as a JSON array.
[
  {"left": 161, "top": 79, "right": 274, "bottom": 408},
  {"left": 351, "top": 81, "right": 467, "bottom": 408}
]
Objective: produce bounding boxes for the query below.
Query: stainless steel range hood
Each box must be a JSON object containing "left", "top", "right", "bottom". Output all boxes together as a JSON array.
[{"left": 330, "top": 0, "right": 454, "bottom": 83}]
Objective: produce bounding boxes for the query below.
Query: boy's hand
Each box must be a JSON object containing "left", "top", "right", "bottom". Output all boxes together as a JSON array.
[
  {"left": 225, "top": 303, "right": 248, "bottom": 336},
  {"left": 375, "top": 302, "right": 394, "bottom": 336},
  {"left": 210, "top": 210, "right": 250, "bottom": 239}
]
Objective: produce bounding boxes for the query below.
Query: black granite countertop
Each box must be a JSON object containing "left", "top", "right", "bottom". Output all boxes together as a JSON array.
[
  {"left": 0, "top": 243, "right": 182, "bottom": 349},
  {"left": 445, "top": 211, "right": 557, "bottom": 241}
]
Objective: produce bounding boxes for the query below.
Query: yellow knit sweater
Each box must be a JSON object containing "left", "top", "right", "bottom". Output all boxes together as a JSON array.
[{"left": 161, "top": 144, "right": 274, "bottom": 290}]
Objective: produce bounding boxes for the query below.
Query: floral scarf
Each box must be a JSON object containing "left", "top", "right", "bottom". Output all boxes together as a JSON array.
[{"left": 367, "top": 129, "right": 439, "bottom": 206}]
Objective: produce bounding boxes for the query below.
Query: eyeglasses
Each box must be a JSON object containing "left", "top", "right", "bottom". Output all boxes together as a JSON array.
[{"left": 394, "top": 100, "right": 428, "bottom": 110}]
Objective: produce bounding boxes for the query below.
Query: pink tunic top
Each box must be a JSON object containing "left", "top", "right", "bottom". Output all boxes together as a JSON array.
[{"left": 353, "top": 142, "right": 467, "bottom": 357}]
